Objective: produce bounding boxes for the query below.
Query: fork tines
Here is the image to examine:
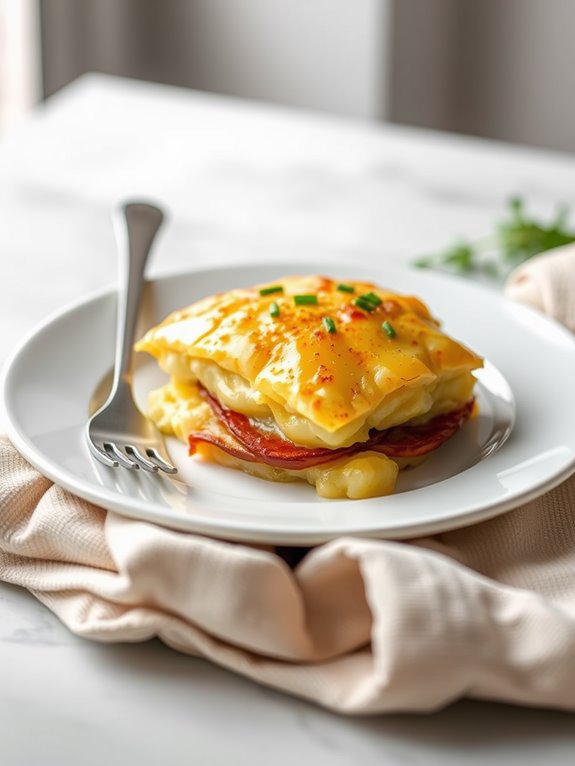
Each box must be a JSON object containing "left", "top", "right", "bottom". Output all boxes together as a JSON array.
[{"left": 93, "top": 441, "right": 177, "bottom": 474}]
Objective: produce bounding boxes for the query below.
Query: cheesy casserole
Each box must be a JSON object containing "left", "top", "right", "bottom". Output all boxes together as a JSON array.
[{"left": 135, "top": 275, "right": 483, "bottom": 498}]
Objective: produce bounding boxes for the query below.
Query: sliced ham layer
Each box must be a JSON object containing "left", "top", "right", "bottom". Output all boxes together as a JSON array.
[{"left": 188, "top": 388, "right": 474, "bottom": 470}]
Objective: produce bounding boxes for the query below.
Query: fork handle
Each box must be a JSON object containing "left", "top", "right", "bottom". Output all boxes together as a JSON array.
[{"left": 112, "top": 202, "right": 164, "bottom": 390}]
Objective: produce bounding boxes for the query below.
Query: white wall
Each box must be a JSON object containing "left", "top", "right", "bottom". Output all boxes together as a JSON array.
[
  {"left": 41, "top": 0, "right": 392, "bottom": 121},
  {"left": 41, "top": 0, "right": 575, "bottom": 152},
  {"left": 176, "top": 0, "right": 391, "bottom": 119},
  {"left": 391, "top": 0, "right": 575, "bottom": 153}
]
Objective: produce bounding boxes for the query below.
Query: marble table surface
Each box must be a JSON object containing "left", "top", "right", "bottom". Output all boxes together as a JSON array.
[{"left": 2, "top": 74, "right": 575, "bottom": 764}]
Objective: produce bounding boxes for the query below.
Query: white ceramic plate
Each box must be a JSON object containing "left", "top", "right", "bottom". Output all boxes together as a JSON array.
[{"left": 3, "top": 262, "right": 575, "bottom": 544}]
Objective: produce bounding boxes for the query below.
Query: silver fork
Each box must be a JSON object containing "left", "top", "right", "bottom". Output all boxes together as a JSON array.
[{"left": 86, "top": 202, "right": 177, "bottom": 474}]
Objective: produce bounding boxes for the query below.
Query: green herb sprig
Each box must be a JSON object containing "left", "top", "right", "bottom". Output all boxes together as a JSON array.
[
  {"left": 353, "top": 292, "right": 382, "bottom": 312},
  {"left": 382, "top": 320, "right": 396, "bottom": 338},
  {"left": 414, "top": 197, "right": 575, "bottom": 277},
  {"left": 259, "top": 285, "right": 284, "bottom": 296},
  {"left": 294, "top": 294, "right": 318, "bottom": 306},
  {"left": 322, "top": 316, "right": 336, "bottom": 334}
]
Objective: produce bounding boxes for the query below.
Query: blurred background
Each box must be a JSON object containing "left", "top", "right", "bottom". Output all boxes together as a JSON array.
[{"left": 2, "top": 0, "right": 575, "bottom": 153}]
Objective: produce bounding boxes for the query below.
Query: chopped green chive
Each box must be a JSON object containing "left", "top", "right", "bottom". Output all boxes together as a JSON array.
[
  {"left": 336, "top": 283, "right": 355, "bottom": 293},
  {"left": 353, "top": 292, "right": 383, "bottom": 312},
  {"left": 322, "top": 316, "right": 336, "bottom": 334},
  {"left": 259, "top": 285, "right": 284, "bottom": 296},
  {"left": 294, "top": 294, "right": 318, "bottom": 306},
  {"left": 363, "top": 291, "right": 382, "bottom": 307},
  {"left": 382, "top": 320, "right": 396, "bottom": 338},
  {"left": 269, "top": 301, "right": 280, "bottom": 318},
  {"left": 353, "top": 297, "right": 376, "bottom": 312}
]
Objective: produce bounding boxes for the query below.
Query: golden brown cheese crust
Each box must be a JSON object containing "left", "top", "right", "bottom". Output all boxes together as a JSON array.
[{"left": 136, "top": 275, "right": 482, "bottom": 439}]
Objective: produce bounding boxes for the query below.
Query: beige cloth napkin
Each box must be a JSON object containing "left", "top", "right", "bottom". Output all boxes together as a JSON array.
[
  {"left": 506, "top": 242, "right": 575, "bottom": 331},
  {"left": 1, "top": 247, "right": 575, "bottom": 715}
]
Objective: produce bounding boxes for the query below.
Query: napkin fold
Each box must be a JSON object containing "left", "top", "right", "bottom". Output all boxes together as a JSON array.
[
  {"left": 1, "top": 245, "right": 574, "bottom": 715},
  {"left": 505, "top": 242, "right": 575, "bottom": 331}
]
